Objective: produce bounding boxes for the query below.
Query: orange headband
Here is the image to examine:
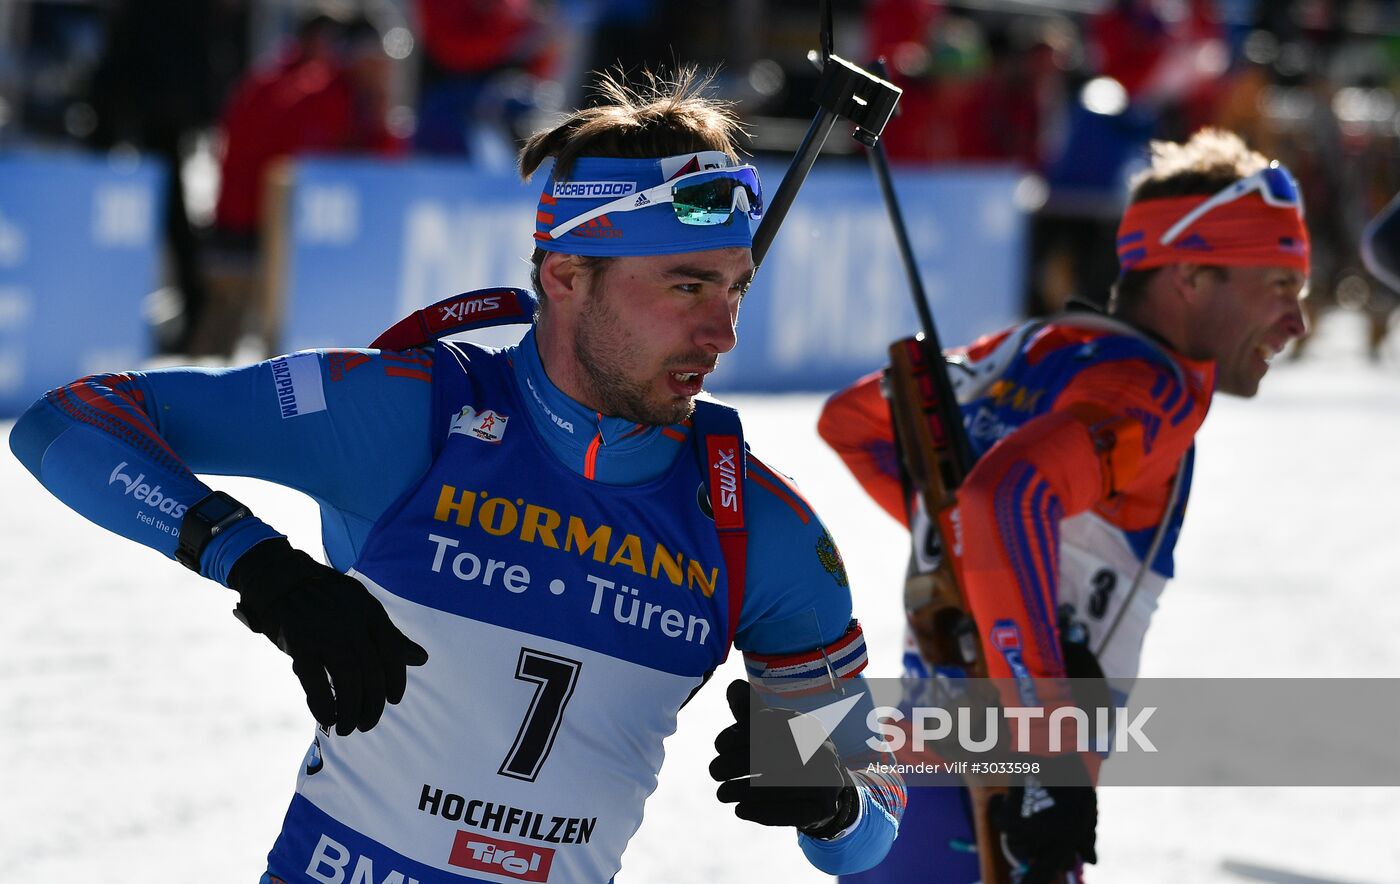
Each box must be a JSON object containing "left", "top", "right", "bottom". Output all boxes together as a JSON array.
[{"left": 1117, "top": 195, "right": 1310, "bottom": 276}]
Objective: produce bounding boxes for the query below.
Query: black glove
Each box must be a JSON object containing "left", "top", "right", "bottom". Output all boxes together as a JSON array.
[
  {"left": 989, "top": 754, "right": 1097, "bottom": 884},
  {"left": 228, "top": 537, "right": 429, "bottom": 736},
  {"left": 708, "top": 679, "right": 859, "bottom": 839}
]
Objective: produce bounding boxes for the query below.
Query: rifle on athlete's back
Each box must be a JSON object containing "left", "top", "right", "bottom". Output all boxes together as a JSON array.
[{"left": 862, "top": 61, "right": 1015, "bottom": 884}]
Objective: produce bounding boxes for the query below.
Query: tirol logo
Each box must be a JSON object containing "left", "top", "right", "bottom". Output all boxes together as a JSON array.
[
  {"left": 449, "top": 831, "right": 553, "bottom": 882},
  {"left": 713, "top": 448, "right": 738, "bottom": 512},
  {"left": 449, "top": 405, "right": 509, "bottom": 444},
  {"left": 439, "top": 295, "right": 502, "bottom": 324},
  {"left": 109, "top": 462, "right": 188, "bottom": 518}
]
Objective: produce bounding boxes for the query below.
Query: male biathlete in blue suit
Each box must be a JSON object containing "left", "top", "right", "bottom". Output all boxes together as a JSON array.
[{"left": 11, "top": 69, "right": 905, "bottom": 882}]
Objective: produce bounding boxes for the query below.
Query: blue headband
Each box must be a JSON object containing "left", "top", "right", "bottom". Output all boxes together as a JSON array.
[{"left": 534, "top": 151, "right": 757, "bottom": 257}]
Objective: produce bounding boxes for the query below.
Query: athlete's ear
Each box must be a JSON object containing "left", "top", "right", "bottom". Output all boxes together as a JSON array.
[
  {"left": 1166, "top": 262, "right": 1199, "bottom": 294},
  {"left": 539, "top": 252, "right": 588, "bottom": 309},
  {"left": 1163, "top": 262, "right": 1214, "bottom": 308}
]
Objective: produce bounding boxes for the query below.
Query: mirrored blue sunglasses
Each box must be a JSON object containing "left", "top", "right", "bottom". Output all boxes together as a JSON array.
[{"left": 549, "top": 166, "right": 763, "bottom": 240}]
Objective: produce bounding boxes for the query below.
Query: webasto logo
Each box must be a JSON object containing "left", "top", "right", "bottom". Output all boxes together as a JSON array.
[{"left": 109, "top": 462, "right": 188, "bottom": 518}]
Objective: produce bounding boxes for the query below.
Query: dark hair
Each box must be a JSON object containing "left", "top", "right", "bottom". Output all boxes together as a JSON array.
[
  {"left": 1110, "top": 128, "right": 1270, "bottom": 315},
  {"left": 518, "top": 67, "right": 745, "bottom": 181},
  {"left": 520, "top": 67, "right": 747, "bottom": 312}
]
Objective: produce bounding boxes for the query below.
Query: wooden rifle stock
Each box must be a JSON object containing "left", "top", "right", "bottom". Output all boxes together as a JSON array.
[{"left": 884, "top": 336, "right": 1014, "bottom": 884}]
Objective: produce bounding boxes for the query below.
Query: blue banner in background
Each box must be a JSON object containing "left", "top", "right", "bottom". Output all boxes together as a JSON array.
[
  {"left": 0, "top": 152, "right": 162, "bottom": 417},
  {"left": 283, "top": 158, "right": 1026, "bottom": 392}
]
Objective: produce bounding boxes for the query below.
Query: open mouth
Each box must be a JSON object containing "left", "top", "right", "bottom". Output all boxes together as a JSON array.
[
  {"left": 667, "top": 370, "right": 708, "bottom": 396},
  {"left": 1255, "top": 338, "right": 1289, "bottom": 366}
]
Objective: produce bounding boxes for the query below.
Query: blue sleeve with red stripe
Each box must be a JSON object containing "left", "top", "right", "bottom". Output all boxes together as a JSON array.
[
  {"left": 8, "top": 350, "right": 432, "bottom": 584},
  {"left": 735, "top": 453, "right": 903, "bottom": 873},
  {"left": 744, "top": 628, "right": 903, "bottom": 872},
  {"left": 734, "top": 452, "right": 856, "bottom": 654},
  {"left": 743, "top": 621, "right": 903, "bottom": 872}
]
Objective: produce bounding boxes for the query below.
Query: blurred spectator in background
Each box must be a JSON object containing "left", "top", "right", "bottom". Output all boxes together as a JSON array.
[
  {"left": 86, "top": 0, "right": 249, "bottom": 355},
  {"left": 863, "top": 0, "right": 956, "bottom": 163},
  {"left": 958, "top": 16, "right": 1070, "bottom": 167},
  {"left": 412, "top": 0, "right": 558, "bottom": 159},
  {"left": 200, "top": 11, "right": 405, "bottom": 357},
  {"left": 1252, "top": 6, "right": 1400, "bottom": 361},
  {"left": 1087, "top": 0, "right": 1227, "bottom": 131},
  {"left": 1213, "top": 29, "right": 1286, "bottom": 158},
  {"left": 213, "top": 13, "right": 350, "bottom": 243},
  {"left": 1031, "top": 0, "right": 1228, "bottom": 313},
  {"left": 865, "top": 1, "right": 1069, "bottom": 166},
  {"left": 9, "top": 0, "right": 1398, "bottom": 362}
]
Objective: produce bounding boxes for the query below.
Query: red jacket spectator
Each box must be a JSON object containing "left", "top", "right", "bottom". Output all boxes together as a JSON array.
[{"left": 214, "top": 22, "right": 404, "bottom": 237}]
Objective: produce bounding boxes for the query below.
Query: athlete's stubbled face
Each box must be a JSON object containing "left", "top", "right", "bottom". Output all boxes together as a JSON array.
[
  {"left": 572, "top": 247, "right": 753, "bottom": 425},
  {"left": 1190, "top": 264, "right": 1307, "bottom": 397}
]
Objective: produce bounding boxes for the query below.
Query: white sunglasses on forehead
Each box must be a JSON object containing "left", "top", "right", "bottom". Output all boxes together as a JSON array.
[
  {"left": 548, "top": 166, "right": 763, "bottom": 240},
  {"left": 1159, "top": 162, "right": 1304, "bottom": 247}
]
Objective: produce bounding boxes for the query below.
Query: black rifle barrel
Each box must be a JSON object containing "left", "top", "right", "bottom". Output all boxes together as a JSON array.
[
  {"left": 752, "top": 48, "right": 901, "bottom": 266},
  {"left": 865, "top": 59, "right": 976, "bottom": 477},
  {"left": 751, "top": 110, "right": 840, "bottom": 265}
]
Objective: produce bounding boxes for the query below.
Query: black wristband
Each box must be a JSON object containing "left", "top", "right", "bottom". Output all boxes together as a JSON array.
[
  {"left": 176, "top": 491, "right": 253, "bottom": 572},
  {"left": 799, "top": 784, "right": 860, "bottom": 840}
]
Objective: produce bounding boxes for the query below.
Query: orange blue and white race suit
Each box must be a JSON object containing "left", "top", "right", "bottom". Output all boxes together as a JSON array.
[{"left": 819, "top": 314, "right": 1215, "bottom": 884}]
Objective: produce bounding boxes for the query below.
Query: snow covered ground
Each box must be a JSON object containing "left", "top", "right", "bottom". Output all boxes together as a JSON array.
[{"left": 2, "top": 310, "right": 1398, "bottom": 883}]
